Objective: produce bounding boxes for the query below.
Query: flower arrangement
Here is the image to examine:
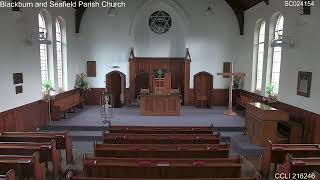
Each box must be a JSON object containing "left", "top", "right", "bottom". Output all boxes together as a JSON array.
[
  {"left": 74, "top": 73, "right": 91, "bottom": 94},
  {"left": 266, "top": 83, "right": 276, "bottom": 98},
  {"left": 42, "top": 80, "right": 55, "bottom": 101},
  {"left": 233, "top": 76, "right": 242, "bottom": 89},
  {"left": 264, "top": 83, "right": 277, "bottom": 104}
]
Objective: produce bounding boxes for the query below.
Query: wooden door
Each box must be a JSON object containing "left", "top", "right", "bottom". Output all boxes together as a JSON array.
[
  {"left": 107, "top": 72, "right": 122, "bottom": 108},
  {"left": 194, "top": 72, "right": 213, "bottom": 108}
]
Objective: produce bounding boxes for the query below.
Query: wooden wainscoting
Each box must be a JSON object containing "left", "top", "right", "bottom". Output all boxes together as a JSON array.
[
  {"left": 85, "top": 88, "right": 131, "bottom": 106},
  {"left": 187, "top": 89, "right": 228, "bottom": 106},
  {"left": 84, "top": 88, "right": 105, "bottom": 105},
  {"left": 211, "top": 89, "right": 228, "bottom": 106},
  {"left": 0, "top": 100, "right": 48, "bottom": 132},
  {"left": 235, "top": 89, "right": 320, "bottom": 143}
]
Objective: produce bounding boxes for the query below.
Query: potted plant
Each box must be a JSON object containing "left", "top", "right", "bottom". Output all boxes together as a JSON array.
[
  {"left": 43, "top": 80, "right": 55, "bottom": 101},
  {"left": 74, "top": 73, "right": 91, "bottom": 95},
  {"left": 265, "top": 83, "right": 277, "bottom": 104},
  {"left": 233, "top": 76, "right": 241, "bottom": 89},
  {"left": 42, "top": 80, "right": 55, "bottom": 124}
]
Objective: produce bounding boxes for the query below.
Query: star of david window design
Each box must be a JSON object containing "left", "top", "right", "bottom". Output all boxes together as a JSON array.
[{"left": 149, "top": 11, "right": 172, "bottom": 34}]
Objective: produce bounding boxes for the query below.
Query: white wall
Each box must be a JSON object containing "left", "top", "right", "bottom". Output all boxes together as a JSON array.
[
  {"left": 234, "top": 0, "right": 320, "bottom": 114},
  {"left": 0, "top": 0, "right": 80, "bottom": 112},
  {"left": 77, "top": 0, "right": 240, "bottom": 89}
]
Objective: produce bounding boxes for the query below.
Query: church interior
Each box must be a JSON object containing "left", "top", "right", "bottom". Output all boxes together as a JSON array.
[{"left": 0, "top": 0, "right": 320, "bottom": 179}]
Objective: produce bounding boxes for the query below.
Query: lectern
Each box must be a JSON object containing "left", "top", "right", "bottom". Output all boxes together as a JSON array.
[{"left": 245, "top": 102, "right": 289, "bottom": 146}]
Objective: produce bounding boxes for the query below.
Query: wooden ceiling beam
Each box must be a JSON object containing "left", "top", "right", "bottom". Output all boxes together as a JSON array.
[
  {"left": 75, "top": 7, "right": 86, "bottom": 33},
  {"left": 224, "top": 0, "right": 269, "bottom": 35},
  {"left": 73, "top": 0, "right": 268, "bottom": 35}
]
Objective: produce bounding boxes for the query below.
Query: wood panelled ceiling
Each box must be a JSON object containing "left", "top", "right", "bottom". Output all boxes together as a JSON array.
[{"left": 67, "top": 0, "right": 270, "bottom": 35}]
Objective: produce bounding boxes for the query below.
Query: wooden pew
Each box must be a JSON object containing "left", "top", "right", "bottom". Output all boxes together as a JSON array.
[
  {"left": 0, "top": 152, "right": 46, "bottom": 180},
  {"left": 68, "top": 168, "right": 259, "bottom": 180},
  {"left": 261, "top": 140, "right": 320, "bottom": 176},
  {"left": 0, "top": 169, "right": 15, "bottom": 180},
  {"left": 52, "top": 91, "right": 84, "bottom": 120},
  {"left": 83, "top": 155, "right": 242, "bottom": 178},
  {"left": 0, "top": 131, "right": 73, "bottom": 163},
  {"left": 94, "top": 143, "right": 229, "bottom": 158},
  {"left": 110, "top": 125, "right": 213, "bottom": 134},
  {"left": 67, "top": 178, "right": 260, "bottom": 180},
  {"left": 103, "top": 133, "right": 221, "bottom": 144},
  {"left": 277, "top": 154, "right": 320, "bottom": 174},
  {"left": 0, "top": 140, "right": 61, "bottom": 178},
  {"left": 235, "top": 95, "right": 255, "bottom": 110}
]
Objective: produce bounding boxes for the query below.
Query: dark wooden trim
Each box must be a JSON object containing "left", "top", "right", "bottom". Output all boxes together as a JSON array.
[{"left": 235, "top": 89, "right": 320, "bottom": 143}]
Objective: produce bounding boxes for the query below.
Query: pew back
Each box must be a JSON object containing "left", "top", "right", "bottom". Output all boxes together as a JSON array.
[
  {"left": 0, "top": 152, "right": 45, "bottom": 180},
  {"left": 94, "top": 143, "right": 229, "bottom": 158},
  {"left": 0, "top": 140, "right": 61, "bottom": 178},
  {"left": 0, "top": 131, "right": 73, "bottom": 163},
  {"left": 110, "top": 126, "right": 213, "bottom": 134},
  {"left": 277, "top": 154, "right": 320, "bottom": 174},
  {"left": 261, "top": 140, "right": 320, "bottom": 176},
  {"left": 103, "top": 133, "right": 221, "bottom": 144},
  {"left": 83, "top": 155, "right": 242, "bottom": 178}
]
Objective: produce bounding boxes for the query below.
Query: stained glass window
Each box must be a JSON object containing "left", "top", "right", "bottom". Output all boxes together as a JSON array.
[{"left": 149, "top": 11, "right": 172, "bottom": 34}]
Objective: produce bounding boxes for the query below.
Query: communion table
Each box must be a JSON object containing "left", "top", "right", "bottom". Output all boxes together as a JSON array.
[{"left": 140, "top": 94, "right": 180, "bottom": 116}]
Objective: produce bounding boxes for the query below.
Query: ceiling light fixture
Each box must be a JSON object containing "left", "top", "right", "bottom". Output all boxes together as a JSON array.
[{"left": 205, "top": 0, "right": 214, "bottom": 16}]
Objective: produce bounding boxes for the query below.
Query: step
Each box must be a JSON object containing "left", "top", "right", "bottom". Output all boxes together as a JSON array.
[
  {"left": 40, "top": 125, "right": 110, "bottom": 131},
  {"left": 227, "top": 132, "right": 265, "bottom": 156}
]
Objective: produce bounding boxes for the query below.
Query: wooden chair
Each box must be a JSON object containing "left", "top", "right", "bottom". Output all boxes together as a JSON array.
[
  {"left": 103, "top": 133, "right": 221, "bottom": 144},
  {"left": 261, "top": 140, "right": 320, "bottom": 176},
  {"left": 83, "top": 155, "right": 242, "bottom": 178},
  {"left": 0, "top": 169, "right": 15, "bottom": 180},
  {"left": 94, "top": 143, "right": 230, "bottom": 158},
  {"left": 0, "top": 140, "right": 61, "bottom": 178},
  {"left": 0, "top": 131, "right": 73, "bottom": 163}
]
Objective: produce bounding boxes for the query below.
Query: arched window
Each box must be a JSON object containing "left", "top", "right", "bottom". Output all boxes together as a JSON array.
[
  {"left": 38, "top": 12, "right": 49, "bottom": 89},
  {"left": 271, "top": 15, "right": 284, "bottom": 94},
  {"left": 56, "top": 20, "right": 63, "bottom": 90},
  {"left": 255, "top": 21, "right": 266, "bottom": 91}
]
